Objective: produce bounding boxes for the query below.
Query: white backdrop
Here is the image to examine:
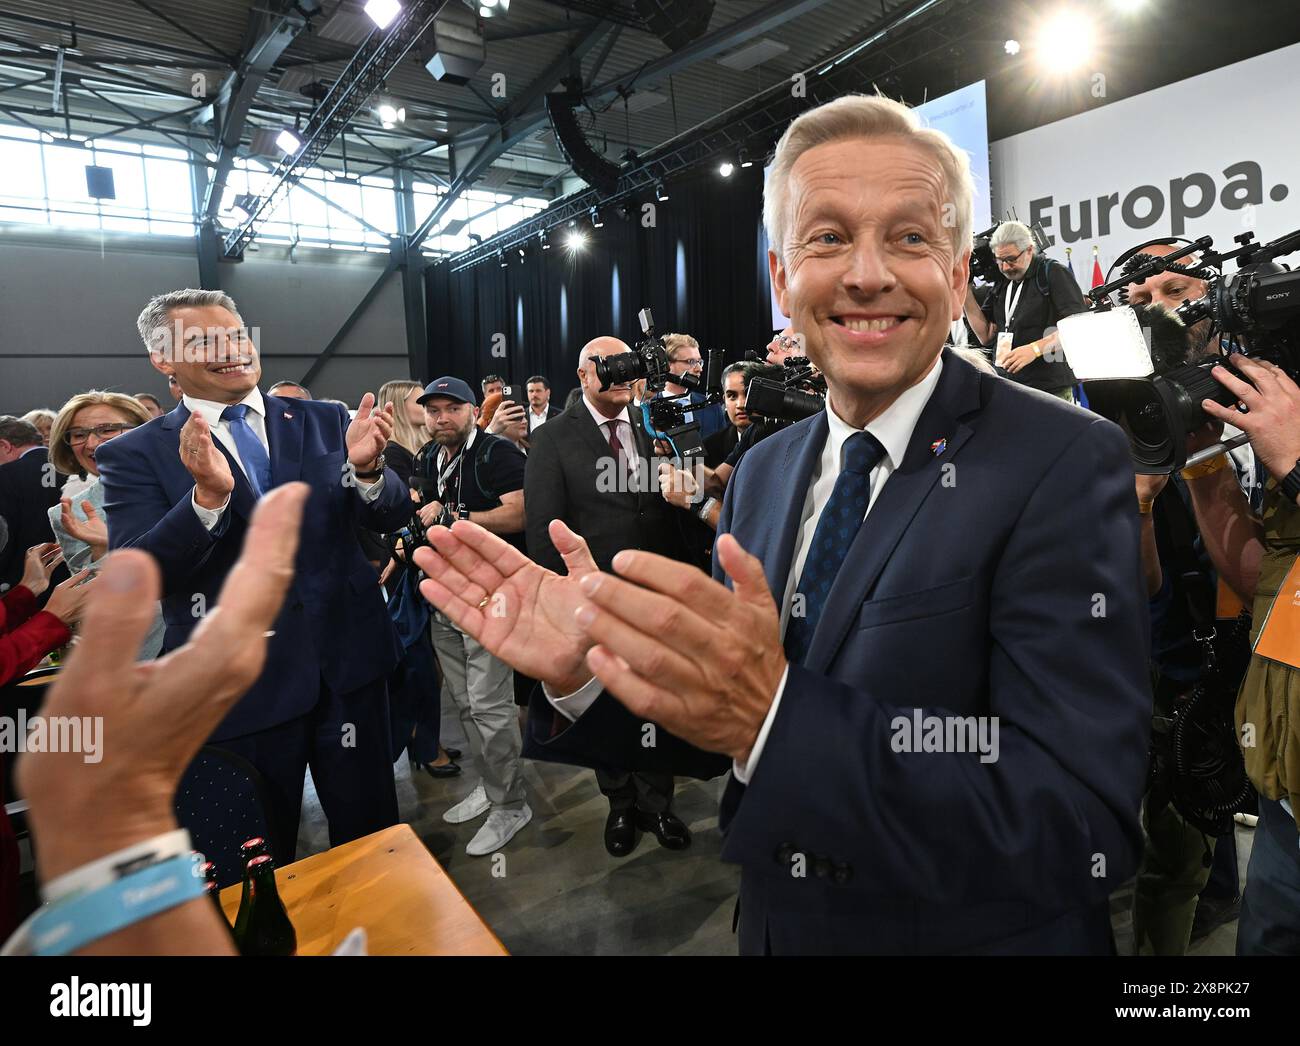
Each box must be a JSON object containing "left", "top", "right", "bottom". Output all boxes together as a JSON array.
[{"left": 991, "top": 41, "right": 1300, "bottom": 282}]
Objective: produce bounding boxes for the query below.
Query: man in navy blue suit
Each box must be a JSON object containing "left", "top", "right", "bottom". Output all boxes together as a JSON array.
[
  {"left": 413, "top": 95, "right": 1150, "bottom": 954},
  {"left": 97, "top": 289, "right": 410, "bottom": 864}
]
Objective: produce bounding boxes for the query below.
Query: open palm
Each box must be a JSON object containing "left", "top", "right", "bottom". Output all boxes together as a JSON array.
[{"left": 413, "top": 519, "right": 599, "bottom": 694}]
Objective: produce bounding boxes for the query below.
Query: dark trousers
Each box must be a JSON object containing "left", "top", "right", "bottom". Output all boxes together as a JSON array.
[
  {"left": 1202, "top": 829, "right": 1240, "bottom": 900},
  {"left": 596, "top": 768, "right": 674, "bottom": 814},
  {"left": 388, "top": 632, "right": 442, "bottom": 765},
  {"left": 215, "top": 674, "right": 398, "bottom": 866},
  {"left": 1237, "top": 796, "right": 1300, "bottom": 955}
]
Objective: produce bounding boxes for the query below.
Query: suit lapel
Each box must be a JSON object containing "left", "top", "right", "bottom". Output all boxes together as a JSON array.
[
  {"left": 803, "top": 351, "right": 983, "bottom": 673},
  {"left": 572, "top": 400, "right": 638, "bottom": 506},
  {"left": 263, "top": 394, "right": 304, "bottom": 487},
  {"left": 758, "top": 413, "right": 825, "bottom": 603}
]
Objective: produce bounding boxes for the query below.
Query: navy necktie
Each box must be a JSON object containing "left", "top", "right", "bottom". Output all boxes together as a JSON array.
[
  {"left": 220, "top": 403, "right": 272, "bottom": 499},
  {"left": 783, "top": 430, "right": 886, "bottom": 666}
]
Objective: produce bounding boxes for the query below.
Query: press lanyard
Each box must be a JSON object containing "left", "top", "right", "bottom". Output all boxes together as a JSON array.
[
  {"left": 1004, "top": 279, "right": 1026, "bottom": 328},
  {"left": 437, "top": 444, "right": 466, "bottom": 505}
]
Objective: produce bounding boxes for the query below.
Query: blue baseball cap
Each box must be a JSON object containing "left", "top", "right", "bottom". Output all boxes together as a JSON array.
[{"left": 418, "top": 376, "right": 477, "bottom": 406}]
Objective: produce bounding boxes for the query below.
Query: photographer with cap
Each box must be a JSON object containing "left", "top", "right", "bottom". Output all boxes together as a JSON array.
[
  {"left": 412, "top": 376, "right": 533, "bottom": 856},
  {"left": 963, "top": 220, "right": 1086, "bottom": 401}
]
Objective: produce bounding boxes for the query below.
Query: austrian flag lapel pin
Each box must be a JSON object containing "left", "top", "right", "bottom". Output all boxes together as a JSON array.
[
  {"left": 283, "top": 411, "right": 293, "bottom": 420},
  {"left": 930, "top": 437, "right": 947, "bottom": 457}
]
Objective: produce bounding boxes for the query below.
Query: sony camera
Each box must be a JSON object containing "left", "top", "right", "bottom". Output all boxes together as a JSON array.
[
  {"left": 1056, "top": 228, "right": 1300, "bottom": 473},
  {"left": 593, "top": 306, "right": 724, "bottom": 459}
]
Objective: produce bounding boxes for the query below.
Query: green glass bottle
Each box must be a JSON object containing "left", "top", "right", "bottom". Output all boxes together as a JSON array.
[{"left": 232, "top": 854, "right": 296, "bottom": 956}]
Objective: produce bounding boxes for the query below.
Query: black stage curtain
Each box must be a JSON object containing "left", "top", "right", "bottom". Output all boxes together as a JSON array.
[{"left": 422, "top": 165, "right": 774, "bottom": 400}]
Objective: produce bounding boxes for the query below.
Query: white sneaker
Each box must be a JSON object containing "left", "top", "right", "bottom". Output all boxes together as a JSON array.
[
  {"left": 466, "top": 804, "right": 533, "bottom": 856},
  {"left": 443, "top": 783, "right": 490, "bottom": 824}
]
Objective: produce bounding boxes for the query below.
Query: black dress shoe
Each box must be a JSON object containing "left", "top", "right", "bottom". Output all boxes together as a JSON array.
[
  {"left": 443, "top": 747, "right": 462, "bottom": 760},
  {"left": 417, "top": 759, "right": 461, "bottom": 778},
  {"left": 604, "top": 809, "right": 639, "bottom": 857},
  {"left": 635, "top": 809, "right": 691, "bottom": 850}
]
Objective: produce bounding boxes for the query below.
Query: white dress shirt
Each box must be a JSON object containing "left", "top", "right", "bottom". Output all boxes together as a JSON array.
[
  {"left": 187, "top": 387, "right": 381, "bottom": 530},
  {"left": 581, "top": 393, "right": 632, "bottom": 452},
  {"left": 542, "top": 356, "right": 947, "bottom": 778},
  {"left": 528, "top": 406, "right": 551, "bottom": 432}
]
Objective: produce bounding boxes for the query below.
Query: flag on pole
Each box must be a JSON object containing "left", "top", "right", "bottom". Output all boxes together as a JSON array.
[
  {"left": 1091, "top": 244, "right": 1105, "bottom": 289},
  {"left": 1065, "top": 246, "right": 1078, "bottom": 286}
]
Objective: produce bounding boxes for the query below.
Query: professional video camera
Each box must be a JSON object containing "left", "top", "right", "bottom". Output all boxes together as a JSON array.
[
  {"left": 742, "top": 353, "right": 827, "bottom": 424},
  {"left": 593, "top": 306, "right": 724, "bottom": 458},
  {"left": 968, "top": 217, "right": 1051, "bottom": 285},
  {"left": 1056, "top": 228, "right": 1300, "bottom": 473}
]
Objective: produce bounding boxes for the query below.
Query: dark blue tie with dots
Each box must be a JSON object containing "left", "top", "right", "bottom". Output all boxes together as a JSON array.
[
  {"left": 220, "top": 403, "right": 272, "bottom": 499},
  {"left": 783, "top": 430, "right": 886, "bottom": 666}
]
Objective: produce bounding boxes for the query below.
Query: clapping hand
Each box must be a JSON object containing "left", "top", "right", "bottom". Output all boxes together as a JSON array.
[
  {"left": 179, "top": 412, "right": 235, "bottom": 510},
  {"left": 19, "top": 543, "right": 63, "bottom": 598},
  {"left": 346, "top": 393, "right": 394, "bottom": 469},
  {"left": 413, "top": 519, "right": 601, "bottom": 695},
  {"left": 60, "top": 498, "right": 109, "bottom": 560}
]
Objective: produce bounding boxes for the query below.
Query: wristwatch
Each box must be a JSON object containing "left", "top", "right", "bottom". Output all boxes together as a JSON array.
[
  {"left": 1280, "top": 458, "right": 1300, "bottom": 503},
  {"left": 354, "top": 453, "right": 386, "bottom": 480}
]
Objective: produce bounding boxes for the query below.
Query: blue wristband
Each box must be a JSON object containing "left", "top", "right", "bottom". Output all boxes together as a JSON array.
[{"left": 29, "top": 853, "right": 207, "bottom": 956}]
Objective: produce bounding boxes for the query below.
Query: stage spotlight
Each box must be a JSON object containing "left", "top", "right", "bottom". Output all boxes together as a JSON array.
[
  {"left": 363, "top": 0, "right": 402, "bottom": 30},
  {"left": 1004, "top": 39, "right": 1021, "bottom": 55},
  {"left": 375, "top": 97, "right": 406, "bottom": 129},
  {"left": 590, "top": 206, "right": 604, "bottom": 228},
  {"left": 1036, "top": 11, "right": 1095, "bottom": 71},
  {"left": 566, "top": 229, "right": 587, "bottom": 251},
  {"left": 498, "top": 250, "right": 507, "bottom": 267},
  {"left": 655, "top": 182, "right": 669, "bottom": 202},
  {"left": 275, "top": 128, "right": 301, "bottom": 154},
  {"left": 718, "top": 161, "right": 734, "bottom": 177},
  {"left": 517, "top": 245, "right": 527, "bottom": 260},
  {"left": 738, "top": 147, "right": 753, "bottom": 169},
  {"left": 538, "top": 230, "right": 550, "bottom": 250}
]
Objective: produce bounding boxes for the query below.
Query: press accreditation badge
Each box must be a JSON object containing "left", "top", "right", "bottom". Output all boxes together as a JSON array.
[
  {"left": 1253, "top": 557, "right": 1300, "bottom": 669},
  {"left": 995, "top": 331, "right": 1015, "bottom": 367}
]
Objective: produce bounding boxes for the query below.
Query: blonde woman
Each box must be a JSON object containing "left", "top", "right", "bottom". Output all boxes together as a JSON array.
[
  {"left": 47, "top": 392, "right": 164, "bottom": 659},
  {"left": 376, "top": 379, "right": 429, "bottom": 479},
  {"left": 372, "top": 379, "right": 461, "bottom": 779},
  {"left": 20, "top": 409, "right": 55, "bottom": 445}
]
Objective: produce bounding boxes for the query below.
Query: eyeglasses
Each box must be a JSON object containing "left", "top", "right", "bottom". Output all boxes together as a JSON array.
[
  {"left": 995, "top": 248, "right": 1029, "bottom": 268},
  {"left": 674, "top": 357, "right": 704, "bottom": 370},
  {"left": 66, "top": 422, "right": 136, "bottom": 446}
]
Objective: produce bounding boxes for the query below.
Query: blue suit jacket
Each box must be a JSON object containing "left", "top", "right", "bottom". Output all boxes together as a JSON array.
[
  {"left": 96, "top": 396, "right": 410, "bottom": 741},
  {"left": 524, "top": 350, "right": 1150, "bottom": 954}
]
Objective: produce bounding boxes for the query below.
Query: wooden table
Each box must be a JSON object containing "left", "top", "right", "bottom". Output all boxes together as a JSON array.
[{"left": 219, "top": 824, "right": 507, "bottom": 956}]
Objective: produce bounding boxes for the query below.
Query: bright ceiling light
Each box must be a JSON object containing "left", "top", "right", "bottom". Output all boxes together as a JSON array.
[
  {"left": 1035, "top": 11, "right": 1095, "bottom": 72},
  {"left": 718, "top": 161, "right": 734, "bottom": 177},
  {"left": 566, "top": 229, "right": 587, "bottom": 250},
  {"left": 376, "top": 98, "right": 406, "bottom": 129},
  {"left": 275, "top": 129, "right": 301, "bottom": 154},
  {"left": 1004, "top": 39, "right": 1021, "bottom": 55},
  {"left": 363, "top": 0, "right": 402, "bottom": 30}
]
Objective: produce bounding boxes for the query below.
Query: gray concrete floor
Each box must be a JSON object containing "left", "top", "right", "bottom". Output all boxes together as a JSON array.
[
  {"left": 297, "top": 707, "right": 741, "bottom": 955},
  {"left": 295, "top": 704, "right": 1254, "bottom": 956}
]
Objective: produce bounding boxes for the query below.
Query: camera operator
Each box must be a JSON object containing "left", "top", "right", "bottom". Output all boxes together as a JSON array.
[
  {"left": 1121, "top": 303, "right": 1253, "bottom": 953},
  {"left": 963, "top": 220, "right": 1087, "bottom": 401},
  {"left": 1199, "top": 354, "right": 1300, "bottom": 954},
  {"left": 661, "top": 361, "right": 764, "bottom": 530},
  {"left": 412, "top": 377, "right": 533, "bottom": 857},
  {"left": 657, "top": 333, "right": 728, "bottom": 442}
]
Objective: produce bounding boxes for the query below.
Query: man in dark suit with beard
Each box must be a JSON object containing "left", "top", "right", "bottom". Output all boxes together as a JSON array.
[{"left": 524, "top": 337, "right": 700, "bottom": 856}]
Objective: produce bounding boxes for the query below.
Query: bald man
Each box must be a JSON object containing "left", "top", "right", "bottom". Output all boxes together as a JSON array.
[{"left": 522, "top": 336, "right": 702, "bottom": 856}]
